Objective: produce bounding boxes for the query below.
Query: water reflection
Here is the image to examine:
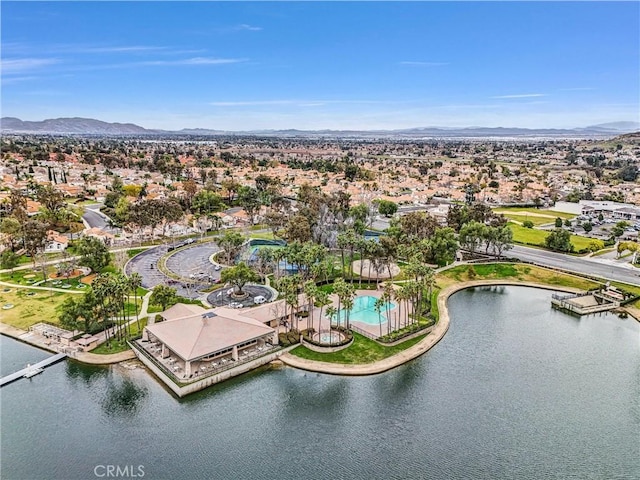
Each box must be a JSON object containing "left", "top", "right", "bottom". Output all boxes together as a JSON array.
[
  {"left": 65, "top": 360, "right": 108, "bottom": 385},
  {"left": 371, "top": 361, "right": 426, "bottom": 406},
  {"left": 101, "top": 377, "right": 148, "bottom": 416},
  {"left": 283, "top": 374, "right": 350, "bottom": 416}
]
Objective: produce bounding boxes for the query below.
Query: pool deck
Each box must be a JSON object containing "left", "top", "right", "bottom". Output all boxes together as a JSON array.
[{"left": 280, "top": 280, "right": 583, "bottom": 375}]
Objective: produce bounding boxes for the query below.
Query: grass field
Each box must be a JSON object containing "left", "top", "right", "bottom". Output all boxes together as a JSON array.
[
  {"left": 436, "top": 263, "right": 602, "bottom": 291},
  {"left": 494, "top": 207, "right": 576, "bottom": 219},
  {"left": 500, "top": 213, "right": 555, "bottom": 226},
  {"left": 90, "top": 318, "right": 148, "bottom": 354},
  {"left": 0, "top": 288, "right": 72, "bottom": 330},
  {"left": 508, "top": 222, "right": 596, "bottom": 251},
  {"left": 289, "top": 332, "right": 427, "bottom": 364}
]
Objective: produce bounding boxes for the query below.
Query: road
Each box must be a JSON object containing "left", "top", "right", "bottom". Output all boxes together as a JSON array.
[
  {"left": 508, "top": 245, "right": 639, "bottom": 286},
  {"left": 82, "top": 204, "right": 113, "bottom": 230}
]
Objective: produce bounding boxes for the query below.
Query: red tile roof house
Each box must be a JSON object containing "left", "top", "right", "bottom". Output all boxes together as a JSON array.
[
  {"left": 84, "top": 227, "right": 116, "bottom": 246},
  {"left": 45, "top": 230, "right": 69, "bottom": 253}
]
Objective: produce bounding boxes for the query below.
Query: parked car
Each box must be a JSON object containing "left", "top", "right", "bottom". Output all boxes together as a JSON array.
[{"left": 253, "top": 295, "right": 266, "bottom": 305}]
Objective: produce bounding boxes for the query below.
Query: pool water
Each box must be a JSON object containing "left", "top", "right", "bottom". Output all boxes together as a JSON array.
[{"left": 335, "top": 295, "right": 396, "bottom": 326}]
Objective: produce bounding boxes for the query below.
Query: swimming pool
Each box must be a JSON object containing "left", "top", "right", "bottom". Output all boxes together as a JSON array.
[{"left": 334, "top": 295, "right": 396, "bottom": 326}]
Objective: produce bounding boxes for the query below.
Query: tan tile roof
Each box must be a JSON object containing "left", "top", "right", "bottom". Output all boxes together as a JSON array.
[
  {"left": 146, "top": 307, "right": 274, "bottom": 361},
  {"left": 160, "top": 303, "right": 206, "bottom": 321}
]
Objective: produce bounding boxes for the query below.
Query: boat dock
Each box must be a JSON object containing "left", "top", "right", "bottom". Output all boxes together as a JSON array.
[
  {"left": 551, "top": 289, "right": 622, "bottom": 316},
  {"left": 0, "top": 352, "right": 67, "bottom": 387}
]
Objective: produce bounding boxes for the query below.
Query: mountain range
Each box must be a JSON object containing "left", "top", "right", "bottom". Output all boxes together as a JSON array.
[{"left": 1, "top": 117, "right": 638, "bottom": 139}]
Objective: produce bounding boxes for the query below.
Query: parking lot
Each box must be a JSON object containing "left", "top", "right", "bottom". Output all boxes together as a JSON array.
[{"left": 126, "top": 242, "right": 222, "bottom": 300}]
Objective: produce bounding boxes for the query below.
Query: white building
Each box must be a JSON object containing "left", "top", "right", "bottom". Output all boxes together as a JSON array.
[
  {"left": 553, "top": 200, "right": 640, "bottom": 222},
  {"left": 45, "top": 231, "right": 69, "bottom": 253}
]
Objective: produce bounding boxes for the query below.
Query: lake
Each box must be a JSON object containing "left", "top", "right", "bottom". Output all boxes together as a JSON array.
[{"left": 2, "top": 285, "right": 638, "bottom": 480}]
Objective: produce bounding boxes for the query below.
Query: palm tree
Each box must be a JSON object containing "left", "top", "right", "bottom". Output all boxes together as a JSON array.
[
  {"left": 92, "top": 275, "right": 113, "bottom": 345},
  {"left": 128, "top": 272, "right": 143, "bottom": 333},
  {"left": 303, "top": 280, "right": 318, "bottom": 333},
  {"left": 316, "top": 290, "right": 330, "bottom": 340},
  {"left": 383, "top": 283, "right": 395, "bottom": 333},
  {"left": 334, "top": 279, "right": 355, "bottom": 331},
  {"left": 272, "top": 248, "right": 286, "bottom": 279},
  {"left": 356, "top": 237, "right": 368, "bottom": 286},
  {"left": 325, "top": 305, "right": 337, "bottom": 343},
  {"left": 279, "top": 274, "right": 300, "bottom": 331},
  {"left": 374, "top": 297, "right": 385, "bottom": 338},
  {"left": 342, "top": 291, "right": 355, "bottom": 332},
  {"left": 397, "top": 284, "right": 413, "bottom": 328}
]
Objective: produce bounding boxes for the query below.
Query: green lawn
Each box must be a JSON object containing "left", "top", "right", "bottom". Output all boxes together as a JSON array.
[
  {"left": 0, "top": 288, "right": 72, "bottom": 330},
  {"left": 494, "top": 207, "right": 575, "bottom": 219},
  {"left": 437, "top": 263, "right": 602, "bottom": 292},
  {"left": 90, "top": 318, "right": 147, "bottom": 355},
  {"left": 290, "top": 332, "right": 427, "bottom": 364},
  {"left": 127, "top": 248, "right": 148, "bottom": 258},
  {"left": 499, "top": 213, "right": 555, "bottom": 226},
  {"left": 508, "top": 222, "right": 596, "bottom": 251}
]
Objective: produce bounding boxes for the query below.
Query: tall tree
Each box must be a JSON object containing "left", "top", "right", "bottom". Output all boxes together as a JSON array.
[
  {"left": 217, "top": 230, "right": 245, "bottom": 265},
  {"left": 22, "top": 219, "right": 48, "bottom": 266},
  {"left": 149, "top": 285, "right": 178, "bottom": 311},
  {"left": 545, "top": 228, "right": 573, "bottom": 253},
  {"left": 237, "top": 186, "right": 262, "bottom": 225},
  {"left": 76, "top": 236, "right": 111, "bottom": 273},
  {"left": 220, "top": 262, "right": 259, "bottom": 296}
]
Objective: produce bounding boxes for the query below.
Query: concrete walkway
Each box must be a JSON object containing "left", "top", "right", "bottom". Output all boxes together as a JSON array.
[
  {"left": 280, "top": 280, "right": 581, "bottom": 375},
  {"left": 0, "top": 280, "right": 85, "bottom": 294}
]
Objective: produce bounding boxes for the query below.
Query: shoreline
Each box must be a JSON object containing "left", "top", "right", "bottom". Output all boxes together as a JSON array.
[
  {"left": 2, "top": 279, "right": 636, "bottom": 369},
  {"left": 0, "top": 323, "right": 135, "bottom": 365},
  {"left": 279, "top": 280, "right": 583, "bottom": 375}
]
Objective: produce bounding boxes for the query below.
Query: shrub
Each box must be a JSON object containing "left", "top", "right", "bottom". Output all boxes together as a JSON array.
[
  {"left": 278, "top": 332, "right": 292, "bottom": 347},
  {"left": 467, "top": 265, "right": 477, "bottom": 279},
  {"left": 523, "top": 220, "right": 534, "bottom": 229},
  {"left": 378, "top": 319, "right": 435, "bottom": 343}
]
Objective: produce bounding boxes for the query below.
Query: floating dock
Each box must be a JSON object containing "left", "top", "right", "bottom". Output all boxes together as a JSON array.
[
  {"left": 0, "top": 352, "right": 67, "bottom": 387},
  {"left": 551, "top": 290, "right": 621, "bottom": 316}
]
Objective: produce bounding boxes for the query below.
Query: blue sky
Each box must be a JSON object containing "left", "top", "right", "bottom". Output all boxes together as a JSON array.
[{"left": 2, "top": 1, "right": 638, "bottom": 130}]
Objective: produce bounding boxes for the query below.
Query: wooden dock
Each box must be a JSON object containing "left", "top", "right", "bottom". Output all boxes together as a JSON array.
[{"left": 0, "top": 352, "right": 67, "bottom": 387}]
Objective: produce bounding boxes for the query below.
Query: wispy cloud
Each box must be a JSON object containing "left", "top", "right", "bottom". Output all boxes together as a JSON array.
[
  {"left": 73, "top": 45, "right": 169, "bottom": 54},
  {"left": 558, "top": 87, "right": 595, "bottom": 92},
  {"left": 210, "top": 100, "right": 299, "bottom": 107},
  {"left": 141, "top": 57, "right": 247, "bottom": 66},
  {"left": 1, "top": 75, "right": 38, "bottom": 85},
  {"left": 237, "top": 24, "right": 262, "bottom": 32},
  {"left": 2, "top": 58, "right": 59, "bottom": 74},
  {"left": 399, "top": 61, "right": 448, "bottom": 67},
  {"left": 491, "top": 93, "right": 548, "bottom": 99},
  {"left": 208, "top": 99, "right": 402, "bottom": 108}
]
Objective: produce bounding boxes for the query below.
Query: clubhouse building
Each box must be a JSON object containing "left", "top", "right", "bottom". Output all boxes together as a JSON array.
[{"left": 132, "top": 299, "right": 301, "bottom": 397}]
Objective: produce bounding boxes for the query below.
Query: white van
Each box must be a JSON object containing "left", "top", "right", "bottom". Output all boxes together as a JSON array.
[{"left": 253, "top": 295, "right": 266, "bottom": 305}]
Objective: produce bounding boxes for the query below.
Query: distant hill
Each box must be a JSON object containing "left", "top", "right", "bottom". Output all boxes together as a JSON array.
[
  {"left": 0, "top": 117, "right": 151, "bottom": 134},
  {"left": 585, "top": 121, "right": 640, "bottom": 132},
  {"left": 2, "top": 116, "right": 639, "bottom": 138}
]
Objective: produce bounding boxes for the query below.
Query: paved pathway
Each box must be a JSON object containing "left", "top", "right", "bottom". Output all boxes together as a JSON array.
[
  {"left": 280, "top": 280, "right": 580, "bottom": 375},
  {"left": 0, "top": 280, "right": 85, "bottom": 294}
]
